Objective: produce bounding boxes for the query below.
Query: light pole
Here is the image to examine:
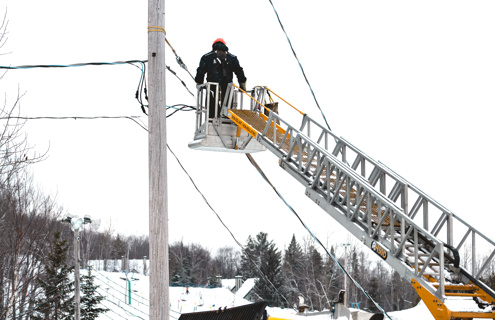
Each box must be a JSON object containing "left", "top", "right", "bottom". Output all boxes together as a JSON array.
[
  {"left": 63, "top": 214, "right": 100, "bottom": 320},
  {"left": 340, "top": 243, "right": 351, "bottom": 307}
]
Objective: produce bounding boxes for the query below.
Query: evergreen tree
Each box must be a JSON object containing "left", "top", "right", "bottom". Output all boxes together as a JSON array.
[
  {"left": 282, "top": 235, "right": 304, "bottom": 306},
  {"left": 349, "top": 247, "right": 360, "bottom": 306},
  {"left": 80, "top": 267, "right": 109, "bottom": 320},
  {"left": 259, "top": 239, "right": 283, "bottom": 306},
  {"left": 242, "top": 232, "right": 283, "bottom": 307},
  {"left": 284, "top": 235, "right": 304, "bottom": 274},
  {"left": 170, "top": 241, "right": 193, "bottom": 286},
  {"left": 308, "top": 245, "right": 323, "bottom": 281},
  {"left": 367, "top": 276, "right": 380, "bottom": 312},
  {"left": 171, "top": 254, "right": 192, "bottom": 285},
  {"left": 240, "top": 235, "right": 257, "bottom": 279},
  {"left": 32, "top": 230, "right": 74, "bottom": 320},
  {"left": 111, "top": 234, "right": 126, "bottom": 260},
  {"left": 323, "top": 245, "right": 340, "bottom": 295},
  {"left": 294, "top": 241, "right": 325, "bottom": 311}
]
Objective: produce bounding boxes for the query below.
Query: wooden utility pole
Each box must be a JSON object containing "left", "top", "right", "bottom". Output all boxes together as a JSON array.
[{"left": 148, "top": 0, "right": 169, "bottom": 319}]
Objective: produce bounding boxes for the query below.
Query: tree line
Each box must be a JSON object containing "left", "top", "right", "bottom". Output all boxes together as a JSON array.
[
  {"left": 92, "top": 230, "right": 495, "bottom": 313},
  {"left": 0, "top": 98, "right": 108, "bottom": 318},
  {"left": 87, "top": 231, "right": 422, "bottom": 312},
  {"left": 166, "top": 233, "right": 420, "bottom": 312},
  {"left": 2, "top": 12, "right": 494, "bottom": 316}
]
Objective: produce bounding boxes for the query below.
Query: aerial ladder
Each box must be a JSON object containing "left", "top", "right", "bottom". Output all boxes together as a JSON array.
[{"left": 189, "top": 82, "right": 495, "bottom": 320}]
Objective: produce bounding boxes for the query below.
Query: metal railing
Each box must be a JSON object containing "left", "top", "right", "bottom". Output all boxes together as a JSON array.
[{"left": 227, "top": 85, "right": 495, "bottom": 301}]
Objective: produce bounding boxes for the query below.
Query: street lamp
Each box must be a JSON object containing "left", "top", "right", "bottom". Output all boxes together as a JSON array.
[
  {"left": 63, "top": 214, "right": 100, "bottom": 320},
  {"left": 340, "top": 243, "right": 351, "bottom": 307}
]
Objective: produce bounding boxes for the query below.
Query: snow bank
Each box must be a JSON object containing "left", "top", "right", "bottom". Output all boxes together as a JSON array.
[{"left": 85, "top": 266, "right": 439, "bottom": 320}]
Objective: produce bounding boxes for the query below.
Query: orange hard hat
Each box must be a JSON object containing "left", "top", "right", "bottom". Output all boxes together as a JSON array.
[{"left": 212, "top": 38, "right": 226, "bottom": 46}]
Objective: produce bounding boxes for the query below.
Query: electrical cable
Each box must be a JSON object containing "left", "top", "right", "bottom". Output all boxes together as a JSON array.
[
  {"left": 2, "top": 58, "right": 195, "bottom": 114},
  {"left": 167, "top": 104, "right": 196, "bottom": 118},
  {"left": 0, "top": 60, "right": 148, "bottom": 70},
  {"left": 147, "top": 26, "right": 195, "bottom": 82},
  {"left": 84, "top": 263, "right": 150, "bottom": 304},
  {"left": 167, "top": 65, "right": 195, "bottom": 98},
  {"left": 111, "top": 108, "right": 291, "bottom": 307},
  {"left": 99, "top": 299, "right": 138, "bottom": 320},
  {"left": 267, "top": 0, "right": 332, "bottom": 132},
  {"left": 88, "top": 274, "right": 150, "bottom": 308},
  {"left": 101, "top": 310, "right": 116, "bottom": 320},
  {"left": 129, "top": 60, "right": 149, "bottom": 114},
  {"left": 244, "top": 153, "right": 391, "bottom": 319},
  {"left": 92, "top": 287, "right": 147, "bottom": 320},
  {"left": 0, "top": 115, "right": 148, "bottom": 132},
  {"left": 166, "top": 143, "right": 293, "bottom": 308},
  {"left": 81, "top": 282, "right": 149, "bottom": 318}
]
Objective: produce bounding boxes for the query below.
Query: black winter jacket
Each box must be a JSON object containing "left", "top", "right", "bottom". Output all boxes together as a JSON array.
[{"left": 194, "top": 50, "right": 246, "bottom": 90}]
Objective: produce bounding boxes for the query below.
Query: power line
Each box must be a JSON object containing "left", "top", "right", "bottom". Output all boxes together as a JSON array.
[
  {"left": 0, "top": 106, "right": 193, "bottom": 128},
  {"left": 166, "top": 65, "right": 195, "bottom": 97},
  {"left": 129, "top": 60, "right": 149, "bottom": 114},
  {"left": 0, "top": 60, "right": 148, "bottom": 70},
  {"left": 115, "top": 109, "right": 292, "bottom": 307},
  {"left": 166, "top": 143, "right": 292, "bottom": 308},
  {"left": 84, "top": 264, "right": 150, "bottom": 304},
  {"left": 1, "top": 58, "right": 195, "bottom": 114},
  {"left": 0, "top": 115, "right": 149, "bottom": 131},
  {"left": 82, "top": 282, "right": 149, "bottom": 318},
  {"left": 267, "top": 0, "right": 332, "bottom": 131},
  {"left": 245, "top": 153, "right": 391, "bottom": 319},
  {"left": 147, "top": 26, "right": 195, "bottom": 82},
  {"left": 167, "top": 104, "right": 196, "bottom": 118}
]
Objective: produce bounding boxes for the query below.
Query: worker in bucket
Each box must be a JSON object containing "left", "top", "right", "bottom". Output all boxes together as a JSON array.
[{"left": 195, "top": 38, "right": 247, "bottom": 118}]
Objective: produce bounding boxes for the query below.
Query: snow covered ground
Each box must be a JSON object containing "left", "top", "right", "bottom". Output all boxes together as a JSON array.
[{"left": 85, "top": 267, "right": 437, "bottom": 320}]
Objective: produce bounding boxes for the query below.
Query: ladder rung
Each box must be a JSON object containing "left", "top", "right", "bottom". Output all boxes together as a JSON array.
[
  {"left": 434, "top": 284, "right": 477, "bottom": 291},
  {"left": 419, "top": 272, "right": 439, "bottom": 277},
  {"left": 450, "top": 311, "right": 495, "bottom": 319},
  {"left": 405, "top": 252, "right": 429, "bottom": 259},
  {"left": 445, "top": 292, "right": 484, "bottom": 297}
]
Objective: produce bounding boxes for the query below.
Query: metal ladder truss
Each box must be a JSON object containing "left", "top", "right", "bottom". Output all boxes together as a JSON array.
[{"left": 221, "top": 83, "right": 495, "bottom": 318}]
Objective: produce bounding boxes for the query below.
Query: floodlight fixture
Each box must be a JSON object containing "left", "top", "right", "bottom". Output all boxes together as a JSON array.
[
  {"left": 90, "top": 218, "right": 101, "bottom": 230},
  {"left": 83, "top": 215, "right": 92, "bottom": 224},
  {"left": 63, "top": 213, "right": 75, "bottom": 223},
  {"left": 70, "top": 217, "right": 84, "bottom": 231}
]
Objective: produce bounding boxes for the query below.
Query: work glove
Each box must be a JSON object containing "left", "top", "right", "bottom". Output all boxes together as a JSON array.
[{"left": 239, "top": 82, "right": 246, "bottom": 91}]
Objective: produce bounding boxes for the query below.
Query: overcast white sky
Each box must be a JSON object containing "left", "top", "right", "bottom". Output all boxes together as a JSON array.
[{"left": 2, "top": 0, "right": 495, "bottom": 256}]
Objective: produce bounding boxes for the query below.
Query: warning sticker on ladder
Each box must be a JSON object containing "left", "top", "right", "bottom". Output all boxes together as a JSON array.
[{"left": 228, "top": 110, "right": 258, "bottom": 139}]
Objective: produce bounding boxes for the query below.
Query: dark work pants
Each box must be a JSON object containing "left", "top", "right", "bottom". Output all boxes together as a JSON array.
[{"left": 208, "top": 83, "right": 227, "bottom": 119}]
